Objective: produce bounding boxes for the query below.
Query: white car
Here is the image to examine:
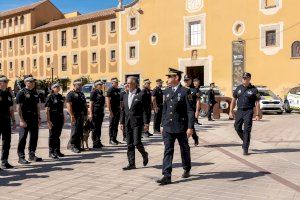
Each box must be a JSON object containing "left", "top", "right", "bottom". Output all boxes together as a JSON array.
[
  {"left": 257, "top": 87, "right": 284, "bottom": 114},
  {"left": 284, "top": 86, "right": 300, "bottom": 113},
  {"left": 82, "top": 83, "right": 94, "bottom": 104}
]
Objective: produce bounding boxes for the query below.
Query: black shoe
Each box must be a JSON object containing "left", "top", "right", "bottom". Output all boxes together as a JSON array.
[
  {"left": 143, "top": 152, "right": 149, "bottom": 167},
  {"left": 109, "top": 140, "right": 118, "bottom": 145},
  {"left": 122, "top": 165, "right": 136, "bottom": 171},
  {"left": 71, "top": 148, "right": 81, "bottom": 153},
  {"left": 99, "top": 142, "right": 104, "bottom": 148},
  {"left": 157, "top": 176, "right": 172, "bottom": 185},
  {"left": 243, "top": 149, "right": 249, "bottom": 156},
  {"left": 1, "top": 162, "right": 14, "bottom": 169},
  {"left": 49, "top": 153, "right": 59, "bottom": 160},
  {"left": 56, "top": 151, "right": 65, "bottom": 157},
  {"left": 29, "top": 155, "right": 43, "bottom": 162},
  {"left": 123, "top": 137, "right": 127, "bottom": 142},
  {"left": 208, "top": 119, "right": 215, "bottom": 121},
  {"left": 93, "top": 144, "right": 102, "bottom": 149},
  {"left": 194, "top": 136, "right": 199, "bottom": 146},
  {"left": 18, "top": 158, "right": 30, "bottom": 164},
  {"left": 182, "top": 170, "right": 190, "bottom": 178}
]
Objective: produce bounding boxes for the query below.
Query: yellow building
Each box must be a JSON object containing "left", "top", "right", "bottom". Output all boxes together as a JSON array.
[{"left": 1, "top": 0, "right": 300, "bottom": 97}]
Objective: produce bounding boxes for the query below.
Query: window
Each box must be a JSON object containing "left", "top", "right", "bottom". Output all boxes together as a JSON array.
[
  {"left": 130, "top": 17, "right": 136, "bottom": 30},
  {"left": 129, "top": 46, "right": 136, "bottom": 59},
  {"left": 265, "top": 0, "right": 277, "bottom": 8},
  {"left": 92, "top": 52, "right": 97, "bottom": 63},
  {"left": 0, "top": 63, "right": 2, "bottom": 71},
  {"left": 8, "top": 19, "right": 12, "bottom": 27},
  {"left": 291, "top": 41, "right": 300, "bottom": 58},
  {"left": 33, "top": 59, "right": 37, "bottom": 68},
  {"left": 9, "top": 40, "right": 12, "bottom": 49},
  {"left": 0, "top": 42, "right": 2, "bottom": 50},
  {"left": 9, "top": 62, "right": 13, "bottom": 70},
  {"left": 92, "top": 25, "right": 97, "bottom": 35},
  {"left": 20, "top": 38, "right": 24, "bottom": 47},
  {"left": 47, "top": 58, "right": 51, "bottom": 66},
  {"left": 73, "top": 54, "right": 78, "bottom": 64},
  {"left": 14, "top": 17, "right": 18, "bottom": 26},
  {"left": 73, "top": 28, "right": 78, "bottom": 38},
  {"left": 20, "top": 16, "right": 24, "bottom": 24},
  {"left": 21, "top": 60, "right": 24, "bottom": 69},
  {"left": 111, "top": 50, "right": 116, "bottom": 61},
  {"left": 33, "top": 36, "right": 37, "bottom": 45},
  {"left": 189, "top": 21, "right": 201, "bottom": 46},
  {"left": 110, "top": 21, "right": 116, "bottom": 32},
  {"left": 62, "top": 56, "right": 67, "bottom": 71},
  {"left": 3, "top": 21, "right": 6, "bottom": 29},
  {"left": 266, "top": 30, "right": 276, "bottom": 46},
  {"left": 61, "top": 31, "right": 67, "bottom": 46},
  {"left": 46, "top": 33, "right": 50, "bottom": 43}
]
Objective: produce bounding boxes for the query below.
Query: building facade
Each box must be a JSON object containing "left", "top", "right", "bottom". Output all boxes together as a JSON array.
[{"left": 0, "top": 0, "right": 300, "bottom": 97}]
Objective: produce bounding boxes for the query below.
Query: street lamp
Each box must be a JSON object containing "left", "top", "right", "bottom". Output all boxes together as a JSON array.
[{"left": 51, "top": 65, "right": 54, "bottom": 84}]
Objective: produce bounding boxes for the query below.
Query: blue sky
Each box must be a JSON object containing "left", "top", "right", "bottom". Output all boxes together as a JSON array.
[{"left": 0, "top": 0, "right": 134, "bottom": 14}]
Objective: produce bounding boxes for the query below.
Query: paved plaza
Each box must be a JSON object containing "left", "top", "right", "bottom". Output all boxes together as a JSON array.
[{"left": 0, "top": 112, "right": 299, "bottom": 200}]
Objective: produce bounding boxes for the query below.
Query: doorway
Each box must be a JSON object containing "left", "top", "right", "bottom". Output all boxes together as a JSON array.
[{"left": 186, "top": 66, "right": 205, "bottom": 86}]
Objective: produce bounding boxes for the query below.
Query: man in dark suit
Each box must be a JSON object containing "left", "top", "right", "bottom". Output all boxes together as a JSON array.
[
  {"left": 120, "top": 76, "right": 149, "bottom": 170},
  {"left": 157, "top": 68, "right": 195, "bottom": 185},
  {"left": 141, "top": 79, "right": 153, "bottom": 138},
  {"left": 206, "top": 82, "right": 217, "bottom": 121}
]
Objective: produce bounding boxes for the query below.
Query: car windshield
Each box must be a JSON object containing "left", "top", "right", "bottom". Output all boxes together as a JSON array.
[
  {"left": 82, "top": 85, "right": 93, "bottom": 93},
  {"left": 259, "top": 90, "right": 277, "bottom": 97}
]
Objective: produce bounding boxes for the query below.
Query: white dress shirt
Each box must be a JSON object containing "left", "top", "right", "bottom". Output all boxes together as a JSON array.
[
  {"left": 172, "top": 83, "right": 180, "bottom": 92},
  {"left": 128, "top": 89, "right": 137, "bottom": 109}
]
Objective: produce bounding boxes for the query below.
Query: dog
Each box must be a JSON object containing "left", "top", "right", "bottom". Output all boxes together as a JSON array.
[{"left": 81, "top": 119, "right": 93, "bottom": 150}]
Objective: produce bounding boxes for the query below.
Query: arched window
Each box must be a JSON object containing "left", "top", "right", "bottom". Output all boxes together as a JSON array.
[
  {"left": 14, "top": 17, "right": 18, "bottom": 26},
  {"left": 291, "top": 41, "right": 300, "bottom": 58},
  {"left": 8, "top": 19, "right": 12, "bottom": 27},
  {"left": 20, "top": 16, "right": 24, "bottom": 24}
]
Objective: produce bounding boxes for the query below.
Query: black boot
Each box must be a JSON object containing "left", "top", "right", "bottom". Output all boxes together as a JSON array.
[
  {"left": 1, "top": 161, "right": 14, "bottom": 169},
  {"left": 157, "top": 176, "right": 171, "bottom": 185},
  {"left": 18, "top": 157, "right": 30, "bottom": 165},
  {"left": 122, "top": 165, "right": 136, "bottom": 171}
]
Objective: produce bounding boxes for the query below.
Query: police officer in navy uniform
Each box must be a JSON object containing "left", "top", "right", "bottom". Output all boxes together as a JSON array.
[
  {"left": 88, "top": 80, "right": 105, "bottom": 149},
  {"left": 183, "top": 75, "right": 199, "bottom": 146},
  {"left": 17, "top": 76, "right": 43, "bottom": 164},
  {"left": 120, "top": 83, "right": 129, "bottom": 142},
  {"left": 152, "top": 79, "right": 164, "bottom": 134},
  {"left": 0, "top": 75, "right": 16, "bottom": 169},
  {"left": 141, "top": 79, "right": 153, "bottom": 137},
  {"left": 206, "top": 82, "right": 217, "bottom": 121},
  {"left": 229, "top": 72, "right": 261, "bottom": 155},
  {"left": 106, "top": 78, "right": 121, "bottom": 145},
  {"left": 66, "top": 79, "right": 87, "bottom": 153},
  {"left": 157, "top": 68, "right": 195, "bottom": 185},
  {"left": 45, "top": 83, "right": 65, "bottom": 159},
  {"left": 120, "top": 76, "right": 149, "bottom": 170}
]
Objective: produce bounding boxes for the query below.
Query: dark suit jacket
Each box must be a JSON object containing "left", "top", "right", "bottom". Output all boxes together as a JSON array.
[
  {"left": 207, "top": 89, "right": 217, "bottom": 104},
  {"left": 121, "top": 88, "right": 151, "bottom": 128},
  {"left": 162, "top": 84, "right": 195, "bottom": 133}
]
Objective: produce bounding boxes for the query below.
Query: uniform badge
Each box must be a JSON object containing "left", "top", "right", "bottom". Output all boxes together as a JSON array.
[
  {"left": 54, "top": 99, "right": 58, "bottom": 104},
  {"left": 8, "top": 97, "right": 11, "bottom": 101},
  {"left": 247, "top": 91, "right": 253, "bottom": 95},
  {"left": 177, "top": 93, "right": 182, "bottom": 101},
  {"left": 238, "top": 90, "right": 242, "bottom": 94},
  {"left": 25, "top": 93, "right": 30, "bottom": 98},
  {"left": 166, "top": 94, "right": 170, "bottom": 98},
  {"left": 74, "top": 93, "right": 78, "bottom": 98}
]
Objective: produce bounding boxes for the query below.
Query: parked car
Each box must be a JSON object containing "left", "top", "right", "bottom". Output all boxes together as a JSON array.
[
  {"left": 257, "top": 86, "right": 284, "bottom": 114},
  {"left": 199, "top": 86, "right": 232, "bottom": 119},
  {"left": 82, "top": 83, "right": 94, "bottom": 104},
  {"left": 284, "top": 85, "right": 300, "bottom": 113}
]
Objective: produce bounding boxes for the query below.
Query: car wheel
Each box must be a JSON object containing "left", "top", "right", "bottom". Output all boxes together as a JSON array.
[
  {"left": 200, "top": 109, "right": 207, "bottom": 118},
  {"left": 277, "top": 111, "right": 283, "bottom": 115},
  {"left": 284, "top": 101, "right": 292, "bottom": 113}
]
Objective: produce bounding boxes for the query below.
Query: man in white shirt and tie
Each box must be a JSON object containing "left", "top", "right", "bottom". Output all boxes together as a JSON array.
[{"left": 120, "top": 76, "right": 149, "bottom": 170}]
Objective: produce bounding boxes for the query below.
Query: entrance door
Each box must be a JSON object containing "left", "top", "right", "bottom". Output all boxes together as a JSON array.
[
  {"left": 186, "top": 66, "right": 204, "bottom": 86},
  {"left": 125, "top": 74, "right": 140, "bottom": 85}
]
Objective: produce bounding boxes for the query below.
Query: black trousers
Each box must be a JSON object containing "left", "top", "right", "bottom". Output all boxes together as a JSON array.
[
  {"left": 69, "top": 115, "right": 84, "bottom": 149},
  {"left": 192, "top": 128, "right": 199, "bottom": 141},
  {"left": 49, "top": 114, "right": 64, "bottom": 154},
  {"left": 0, "top": 116, "right": 11, "bottom": 162},
  {"left": 162, "top": 131, "right": 191, "bottom": 177},
  {"left": 234, "top": 109, "right": 254, "bottom": 150},
  {"left": 92, "top": 112, "right": 104, "bottom": 146},
  {"left": 18, "top": 117, "right": 39, "bottom": 158},
  {"left": 109, "top": 111, "right": 120, "bottom": 140},
  {"left": 153, "top": 105, "right": 163, "bottom": 132},
  {"left": 207, "top": 103, "right": 215, "bottom": 120},
  {"left": 126, "top": 124, "right": 147, "bottom": 166}
]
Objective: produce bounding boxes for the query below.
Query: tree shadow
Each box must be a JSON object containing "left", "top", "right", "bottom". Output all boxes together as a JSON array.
[
  {"left": 202, "top": 143, "right": 241, "bottom": 148},
  {"left": 145, "top": 162, "right": 214, "bottom": 170},
  {"left": 171, "top": 171, "right": 270, "bottom": 184}
]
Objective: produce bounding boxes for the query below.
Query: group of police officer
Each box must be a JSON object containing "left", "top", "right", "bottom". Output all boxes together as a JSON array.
[{"left": 0, "top": 69, "right": 260, "bottom": 186}]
